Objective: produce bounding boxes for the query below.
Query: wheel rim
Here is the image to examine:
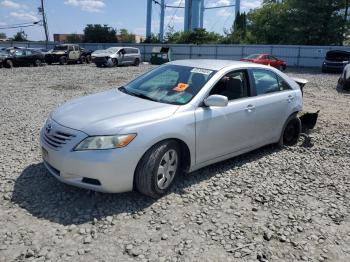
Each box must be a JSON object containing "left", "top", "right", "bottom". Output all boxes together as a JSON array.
[{"left": 157, "top": 149, "right": 178, "bottom": 190}]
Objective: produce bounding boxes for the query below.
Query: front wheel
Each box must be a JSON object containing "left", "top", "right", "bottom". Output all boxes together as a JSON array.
[
  {"left": 5, "top": 60, "right": 13, "bottom": 68},
  {"left": 34, "top": 59, "right": 42, "bottom": 67},
  {"left": 279, "top": 115, "right": 301, "bottom": 146},
  {"left": 59, "top": 56, "right": 67, "bottom": 65},
  {"left": 135, "top": 140, "right": 181, "bottom": 198}
]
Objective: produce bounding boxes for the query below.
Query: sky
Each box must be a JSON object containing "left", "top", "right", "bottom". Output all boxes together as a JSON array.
[{"left": 0, "top": 0, "right": 262, "bottom": 41}]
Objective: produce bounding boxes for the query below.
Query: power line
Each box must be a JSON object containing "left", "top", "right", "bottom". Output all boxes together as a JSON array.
[
  {"left": 166, "top": 0, "right": 183, "bottom": 30},
  {"left": 0, "top": 23, "right": 40, "bottom": 30}
]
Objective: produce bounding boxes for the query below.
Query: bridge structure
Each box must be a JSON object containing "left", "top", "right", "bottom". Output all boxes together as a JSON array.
[{"left": 146, "top": 0, "right": 241, "bottom": 41}]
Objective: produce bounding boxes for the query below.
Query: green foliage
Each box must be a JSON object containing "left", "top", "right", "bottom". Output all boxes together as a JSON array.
[
  {"left": 12, "top": 30, "right": 27, "bottom": 42},
  {"left": 166, "top": 28, "right": 222, "bottom": 44},
  {"left": 222, "top": 12, "right": 248, "bottom": 44},
  {"left": 247, "top": 0, "right": 349, "bottom": 45},
  {"left": 0, "top": 32, "right": 6, "bottom": 39},
  {"left": 83, "top": 24, "right": 117, "bottom": 43},
  {"left": 143, "top": 33, "right": 161, "bottom": 43},
  {"left": 118, "top": 29, "right": 136, "bottom": 43}
]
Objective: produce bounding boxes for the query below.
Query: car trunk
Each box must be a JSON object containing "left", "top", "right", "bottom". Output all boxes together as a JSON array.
[{"left": 325, "top": 50, "right": 350, "bottom": 62}]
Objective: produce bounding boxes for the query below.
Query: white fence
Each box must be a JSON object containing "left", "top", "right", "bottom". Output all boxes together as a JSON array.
[{"left": 1, "top": 41, "right": 349, "bottom": 67}]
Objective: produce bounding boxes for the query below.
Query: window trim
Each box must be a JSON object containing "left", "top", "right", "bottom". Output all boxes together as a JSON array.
[
  {"left": 201, "top": 69, "right": 254, "bottom": 106},
  {"left": 249, "top": 68, "right": 293, "bottom": 97}
]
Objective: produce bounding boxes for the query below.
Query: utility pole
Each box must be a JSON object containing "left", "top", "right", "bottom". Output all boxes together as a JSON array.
[
  {"left": 159, "top": 0, "right": 165, "bottom": 42},
  {"left": 40, "top": 0, "right": 49, "bottom": 48},
  {"left": 146, "top": 0, "right": 152, "bottom": 41}
]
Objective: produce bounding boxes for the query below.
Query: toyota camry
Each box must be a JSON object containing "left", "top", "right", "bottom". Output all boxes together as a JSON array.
[{"left": 40, "top": 60, "right": 304, "bottom": 198}]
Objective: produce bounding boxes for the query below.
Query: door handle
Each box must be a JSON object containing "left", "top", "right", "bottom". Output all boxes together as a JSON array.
[
  {"left": 287, "top": 95, "right": 295, "bottom": 103},
  {"left": 245, "top": 104, "right": 255, "bottom": 112}
]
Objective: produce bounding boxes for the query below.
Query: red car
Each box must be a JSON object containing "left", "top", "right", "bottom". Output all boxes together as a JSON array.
[{"left": 240, "top": 54, "right": 287, "bottom": 71}]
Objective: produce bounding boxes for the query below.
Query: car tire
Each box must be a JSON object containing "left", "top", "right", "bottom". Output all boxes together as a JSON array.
[
  {"left": 5, "top": 60, "right": 13, "bottom": 69},
  {"left": 80, "top": 55, "right": 86, "bottom": 64},
  {"left": 86, "top": 55, "right": 92, "bottom": 64},
  {"left": 59, "top": 56, "right": 67, "bottom": 65},
  {"left": 135, "top": 140, "right": 181, "bottom": 198},
  {"left": 134, "top": 58, "right": 140, "bottom": 66},
  {"left": 279, "top": 115, "right": 301, "bottom": 146},
  {"left": 34, "top": 59, "right": 42, "bottom": 67}
]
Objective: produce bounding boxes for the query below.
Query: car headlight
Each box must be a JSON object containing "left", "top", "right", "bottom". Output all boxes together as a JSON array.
[{"left": 74, "top": 134, "right": 136, "bottom": 151}]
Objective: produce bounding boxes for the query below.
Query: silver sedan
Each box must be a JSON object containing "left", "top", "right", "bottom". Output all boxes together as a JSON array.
[{"left": 40, "top": 60, "right": 304, "bottom": 198}]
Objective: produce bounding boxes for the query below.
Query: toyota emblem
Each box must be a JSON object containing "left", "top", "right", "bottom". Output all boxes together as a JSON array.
[{"left": 46, "top": 123, "right": 52, "bottom": 134}]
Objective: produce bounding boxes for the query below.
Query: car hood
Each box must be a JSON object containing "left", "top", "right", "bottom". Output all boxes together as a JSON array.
[
  {"left": 51, "top": 89, "right": 179, "bottom": 135},
  {"left": 93, "top": 52, "right": 115, "bottom": 57}
]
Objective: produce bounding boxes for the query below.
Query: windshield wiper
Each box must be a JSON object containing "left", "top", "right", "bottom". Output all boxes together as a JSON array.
[{"left": 118, "top": 87, "right": 158, "bottom": 102}]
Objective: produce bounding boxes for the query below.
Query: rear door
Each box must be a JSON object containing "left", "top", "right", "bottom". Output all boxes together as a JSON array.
[
  {"left": 195, "top": 69, "right": 259, "bottom": 164},
  {"left": 249, "top": 68, "right": 296, "bottom": 143}
]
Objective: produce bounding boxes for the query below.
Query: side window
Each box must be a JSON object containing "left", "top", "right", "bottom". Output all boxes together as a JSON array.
[
  {"left": 277, "top": 75, "right": 292, "bottom": 91},
  {"left": 68, "top": 46, "right": 74, "bottom": 51},
  {"left": 252, "top": 69, "right": 280, "bottom": 95},
  {"left": 26, "top": 50, "right": 32, "bottom": 56},
  {"left": 268, "top": 56, "right": 277, "bottom": 61},
  {"left": 209, "top": 70, "right": 250, "bottom": 100}
]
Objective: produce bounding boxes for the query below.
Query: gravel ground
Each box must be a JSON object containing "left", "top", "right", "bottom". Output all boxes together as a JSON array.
[{"left": 0, "top": 63, "right": 349, "bottom": 262}]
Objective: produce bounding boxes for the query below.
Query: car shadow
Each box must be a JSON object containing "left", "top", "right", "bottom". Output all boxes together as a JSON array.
[{"left": 12, "top": 144, "right": 282, "bottom": 226}]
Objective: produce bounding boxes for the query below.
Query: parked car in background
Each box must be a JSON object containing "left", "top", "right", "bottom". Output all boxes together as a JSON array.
[
  {"left": 337, "top": 63, "right": 350, "bottom": 91},
  {"left": 322, "top": 50, "right": 350, "bottom": 73},
  {"left": 45, "top": 44, "right": 92, "bottom": 65},
  {"left": 40, "top": 59, "right": 305, "bottom": 198},
  {"left": 93, "top": 47, "right": 141, "bottom": 67},
  {"left": 0, "top": 48, "right": 45, "bottom": 68},
  {"left": 241, "top": 54, "right": 287, "bottom": 71},
  {"left": 91, "top": 49, "right": 105, "bottom": 63}
]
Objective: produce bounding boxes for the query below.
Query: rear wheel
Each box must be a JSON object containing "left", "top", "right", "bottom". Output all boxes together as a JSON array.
[
  {"left": 135, "top": 140, "right": 181, "bottom": 198},
  {"left": 86, "top": 55, "right": 92, "bottom": 64},
  {"left": 134, "top": 58, "right": 140, "bottom": 66},
  {"left": 279, "top": 115, "right": 301, "bottom": 146},
  {"left": 80, "top": 55, "right": 86, "bottom": 64}
]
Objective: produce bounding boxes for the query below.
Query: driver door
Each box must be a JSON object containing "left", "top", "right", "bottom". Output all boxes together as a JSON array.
[{"left": 195, "top": 70, "right": 258, "bottom": 164}]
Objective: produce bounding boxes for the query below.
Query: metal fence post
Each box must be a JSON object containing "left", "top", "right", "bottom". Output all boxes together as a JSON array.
[
  {"left": 297, "top": 46, "right": 301, "bottom": 67},
  {"left": 190, "top": 45, "right": 192, "bottom": 59},
  {"left": 215, "top": 45, "right": 218, "bottom": 59}
]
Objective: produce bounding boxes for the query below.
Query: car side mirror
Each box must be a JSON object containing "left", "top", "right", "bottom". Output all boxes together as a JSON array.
[{"left": 204, "top": 95, "right": 228, "bottom": 107}]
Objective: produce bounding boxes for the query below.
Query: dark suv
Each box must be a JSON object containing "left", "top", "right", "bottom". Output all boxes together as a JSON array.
[{"left": 322, "top": 50, "right": 350, "bottom": 73}]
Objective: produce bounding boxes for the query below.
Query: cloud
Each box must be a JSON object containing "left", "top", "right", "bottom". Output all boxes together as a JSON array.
[
  {"left": 10, "top": 11, "right": 38, "bottom": 21},
  {"left": 0, "top": 0, "right": 26, "bottom": 9},
  {"left": 64, "top": 0, "right": 105, "bottom": 13},
  {"left": 0, "top": 22, "right": 7, "bottom": 26},
  {"left": 241, "top": 0, "right": 262, "bottom": 11}
]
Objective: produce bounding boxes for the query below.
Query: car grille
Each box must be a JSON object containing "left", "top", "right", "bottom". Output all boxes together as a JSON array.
[{"left": 43, "top": 130, "right": 76, "bottom": 150}]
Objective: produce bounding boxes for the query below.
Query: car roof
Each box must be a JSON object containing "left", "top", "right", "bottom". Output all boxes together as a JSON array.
[{"left": 167, "top": 59, "right": 269, "bottom": 71}]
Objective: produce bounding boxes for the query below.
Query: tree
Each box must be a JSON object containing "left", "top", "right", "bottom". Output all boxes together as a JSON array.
[
  {"left": 12, "top": 30, "right": 27, "bottom": 42},
  {"left": 0, "top": 32, "right": 6, "bottom": 39},
  {"left": 166, "top": 28, "right": 222, "bottom": 44},
  {"left": 118, "top": 29, "right": 136, "bottom": 43},
  {"left": 247, "top": 0, "right": 349, "bottom": 45},
  {"left": 83, "top": 24, "right": 117, "bottom": 43},
  {"left": 222, "top": 12, "right": 248, "bottom": 44}
]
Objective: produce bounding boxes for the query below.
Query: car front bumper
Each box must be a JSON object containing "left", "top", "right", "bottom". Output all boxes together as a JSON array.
[{"left": 40, "top": 121, "right": 145, "bottom": 193}]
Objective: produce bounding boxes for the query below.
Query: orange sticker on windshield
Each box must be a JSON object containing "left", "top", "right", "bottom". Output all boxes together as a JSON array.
[{"left": 173, "top": 83, "right": 189, "bottom": 92}]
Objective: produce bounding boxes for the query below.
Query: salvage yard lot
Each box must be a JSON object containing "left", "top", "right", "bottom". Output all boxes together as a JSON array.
[{"left": 0, "top": 64, "right": 349, "bottom": 262}]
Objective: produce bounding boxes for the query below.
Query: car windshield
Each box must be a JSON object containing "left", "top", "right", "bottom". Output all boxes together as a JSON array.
[
  {"left": 54, "top": 45, "right": 68, "bottom": 51},
  {"left": 121, "top": 64, "right": 216, "bottom": 105},
  {"left": 105, "top": 47, "right": 119, "bottom": 54},
  {"left": 244, "top": 54, "right": 261, "bottom": 59}
]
